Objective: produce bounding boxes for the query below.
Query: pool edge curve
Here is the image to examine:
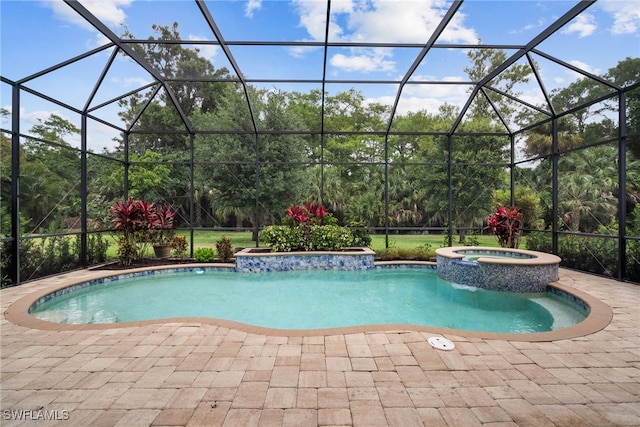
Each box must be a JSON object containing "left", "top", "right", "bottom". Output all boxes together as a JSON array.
[{"left": 4, "top": 264, "right": 613, "bottom": 342}]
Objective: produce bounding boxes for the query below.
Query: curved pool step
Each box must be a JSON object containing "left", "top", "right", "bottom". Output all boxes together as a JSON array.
[
  {"left": 31, "top": 310, "right": 68, "bottom": 323},
  {"left": 91, "top": 310, "right": 118, "bottom": 324}
]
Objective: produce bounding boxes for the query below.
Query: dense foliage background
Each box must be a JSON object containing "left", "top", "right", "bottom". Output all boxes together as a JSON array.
[{"left": 1, "top": 23, "right": 638, "bottom": 285}]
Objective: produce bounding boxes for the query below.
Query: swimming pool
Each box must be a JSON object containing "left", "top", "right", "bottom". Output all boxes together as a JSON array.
[{"left": 29, "top": 267, "right": 587, "bottom": 334}]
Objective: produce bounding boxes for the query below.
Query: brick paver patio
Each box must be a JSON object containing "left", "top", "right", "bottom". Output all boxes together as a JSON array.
[{"left": 1, "top": 268, "right": 638, "bottom": 426}]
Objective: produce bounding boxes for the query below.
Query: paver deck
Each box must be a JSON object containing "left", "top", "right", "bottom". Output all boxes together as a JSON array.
[{"left": 1, "top": 268, "right": 639, "bottom": 426}]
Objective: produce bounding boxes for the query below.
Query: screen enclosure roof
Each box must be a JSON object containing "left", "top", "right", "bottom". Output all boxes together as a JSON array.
[{"left": 1, "top": 0, "right": 639, "bottom": 152}]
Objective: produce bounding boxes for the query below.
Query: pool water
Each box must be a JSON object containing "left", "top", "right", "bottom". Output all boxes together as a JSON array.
[
  {"left": 462, "top": 254, "right": 533, "bottom": 262},
  {"left": 30, "top": 268, "right": 587, "bottom": 333}
]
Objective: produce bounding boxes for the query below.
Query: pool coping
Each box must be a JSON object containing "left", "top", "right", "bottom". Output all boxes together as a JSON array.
[
  {"left": 3, "top": 263, "right": 613, "bottom": 342},
  {"left": 435, "top": 246, "right": 562, "bottom": 265}
]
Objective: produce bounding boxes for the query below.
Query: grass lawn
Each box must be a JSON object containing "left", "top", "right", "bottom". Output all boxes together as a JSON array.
[
  {"left": 107, "top": 231, "right": 512, "bottom": 259},
  {"left": 189, "top": 230, "right": 505, "bottom": 251},
  {"left": 370, "top": 234, "right": 503, "bottom": 250},
  {"left": 106, "top": 230, "right": 507, "bottom": 259}
]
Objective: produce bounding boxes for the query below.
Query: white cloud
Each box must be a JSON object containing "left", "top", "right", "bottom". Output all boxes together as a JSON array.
[
  {"left": 403, "top": 77, "right": 468, "bottom": 101},
  {"left": 562, "top": 13, "right": 597, "bottom": 38},
  {"left": 436, "top": 10, "right": 478, "bottom": 44},
  {"left": 17, "top": 107, "right": 81, "bottom": 146},
  {"left": 407, "top": 74, "right": 465, "bottom": 85},
  {"left": 536, "top": 59, "right": 600, "bottom": 88},
  {"left": 292, "top": 0, "right": 477, "bottom": 74},
  {"left": 46, "top": 0, "right": 132, "bottom": 50},
  {"left": 517, "top": 91, "right": 546, "bottom": 109},
  {"left": 343, "top": 0, "right": 476, "bottom": 44},
  {"left": 91, "top": 31, "right": 112, "bottom": 49},
  {"left": 568, "top": 60, "right": 599, "bottom": 76},
  {"left": 330, "top": 49, "right": 395, "bottom": 73},
  {"left": 18, "top": 107, "right": 57, "bottom": 130},
  {"left": 523, "top": 18, "right": 547, "bottom": 32},
  {"left": 4, "top": 106, "right": 119, "bottom": 151},
  {"left": 0, "top": 106, "right": 54, "bottom": 129},
  {"left": 366, "top": 77, "right": 470, "bottom": 115},
  {"left": 109, "top": 76, "right": 152, "bottom": 88},
  {"left": 370, "top": 94, "right": 445, "bottom": 115},
  {"left": 537, "top": 60, "right": 600, "bottom": 92},
  {"left": 288, "top": 45, "right": 321, "bottom": 58},
  {"left": 553, "top": 76, "right": 567, "bottom": 86},
  {"left": 599, "top": 0, "right": 640, "bottom": 34},
  {"left": 188, "top": 36, "right": 220, "bottom": 63},
  {"left": 245, "top": 0, "right": 262, "bottom": 18},
  {"left": 86, "top": 121, "right": 121, "bottom": 151},
  {"left": 47, "top": 0, "right": 132, "bottom": 31},
  {"left": 293, "top": 0, "right": 343, "bottom": 41}
]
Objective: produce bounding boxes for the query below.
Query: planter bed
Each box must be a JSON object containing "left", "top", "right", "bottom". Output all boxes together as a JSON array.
[{"left": 234, "top": 247, "right": 376, "bottom": 273}]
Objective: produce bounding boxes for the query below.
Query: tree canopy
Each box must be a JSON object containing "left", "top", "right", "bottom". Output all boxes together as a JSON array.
[{"left": 3, "top": 23, "right": 637, "bottom": 250}]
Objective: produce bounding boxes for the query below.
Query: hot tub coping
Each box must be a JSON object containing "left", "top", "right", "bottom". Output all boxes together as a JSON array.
[{"left": 435, "top": 246, "right": 561, "bottom": 266}]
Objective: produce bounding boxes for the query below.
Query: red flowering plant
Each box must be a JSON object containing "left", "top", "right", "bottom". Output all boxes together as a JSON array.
[
  {"left": 285, "top": 204, "right": 309, "bottom": 226},
  {"left": 285, "top": 202, "right": 330, "bottom": 226},
  {"left": 486, "top": 206, "right": 523, "bottom": 249},
  {"left": 150, "top": 203, "right": 176, "bottom": 246},
  {"left": 110, "top": 198, "right": 176, "bottom": 265},
  {"left": 110, "top": 198, "right": 153, "bottom": 265},
  {"left": 261, "top": 201, "right": 359, "bottom": 252}
]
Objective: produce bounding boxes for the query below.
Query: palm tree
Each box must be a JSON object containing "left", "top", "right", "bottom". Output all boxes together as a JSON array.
[
  {"left": 558, "top": 146, "right": 619, "bottom": 232},
  {"left": 387, "top": 168, "right": 426, "bottom": 227}
]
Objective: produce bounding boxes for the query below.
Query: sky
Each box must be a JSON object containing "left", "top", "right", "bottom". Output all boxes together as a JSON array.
[{"left": 1, "top": 0, "right": 639, "bottom": 151}]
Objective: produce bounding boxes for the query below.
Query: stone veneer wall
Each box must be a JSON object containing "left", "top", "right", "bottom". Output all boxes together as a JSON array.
[
  {"left": 436, "top": 256, "right": 559, "bottom": 293},
  {"left": 235, "top": 249, "right": 375, "bottom": 273}
]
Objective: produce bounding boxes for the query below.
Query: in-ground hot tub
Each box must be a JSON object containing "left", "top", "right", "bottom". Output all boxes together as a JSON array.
[{"left": 435, "top": 246, "right": 561, "bottom": 293}]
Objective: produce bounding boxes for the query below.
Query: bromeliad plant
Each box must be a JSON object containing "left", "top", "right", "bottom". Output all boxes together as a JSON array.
[
  {"left": 486, "top": 206, "right": 523, "bottom": 249},
  {"left": 151, "top": 203, "right": 176, "bottom": 246},
  {"left": 110, "top": 198, "right": 153, "bottom": 265},
  {"left": 260, "top": 202, "right": 369, "bottom": 252},
  {"left": 284, "top": 202, "right": 333, "bottom": 227},
  {"left": 110, "top": 198, "right": 176, "bottom": 265}
]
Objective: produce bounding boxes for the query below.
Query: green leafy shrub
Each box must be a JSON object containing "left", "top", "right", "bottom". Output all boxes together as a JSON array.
[
  {"left": 528, "top": 214, "right": 640, "bottom": 281},
  {"left": 116, "top": 235, "right": 138, "bottom": 266},
  {"left": 4, "top": 232, "right": 107, "bottom": 287},
  {"left": 375, "top": 246, "right": 435, "bottom": 261},
  {"left": 525, "top": 231, "right": 552, "bottom": 252},
  {"left": 527, "top": 230, "right": 625, "bottom": 279},
  {"left": 215, "top": 236, "right": 234, "bottom": 261},
  {"left": 87, "top": 233, "right": 108, "bottom": 265},
  {"left": 260, "top": 203, "right": 371, "bottom": 252},
  {"left": 627, "top": 239, "right": 640, "bottom": 282},
  {"left": 16, "top": 238, "right": 42, "bottom": 283},
  {"left": 559, "top": 234, "right": 618, "bottom": 277},
  {"left": 347, "top": 220, "right": 372, "bottom": 247},
  {"left": 376, "top": 247, "right": 399, "bottom": 260},
  {"left": 259, "top": 225, "right": 303, "bottom": 252},
  {"left": 194, "top": 247, "right": 215, "bottom": 262},
  {"left": 169, "top": 235, "right": 188, "bottom": 258},
  {"left": 624, "top": 205, "right": 640, "bottom": 282},
  {"left": 306, "top": 225, "right": 353, "bottom": 251},
  {"left": 260, "top": 224, "right": 361, "bottom": 252},
  {"left": 464, "top": 234, "right": 480, "bottom": 246}
]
